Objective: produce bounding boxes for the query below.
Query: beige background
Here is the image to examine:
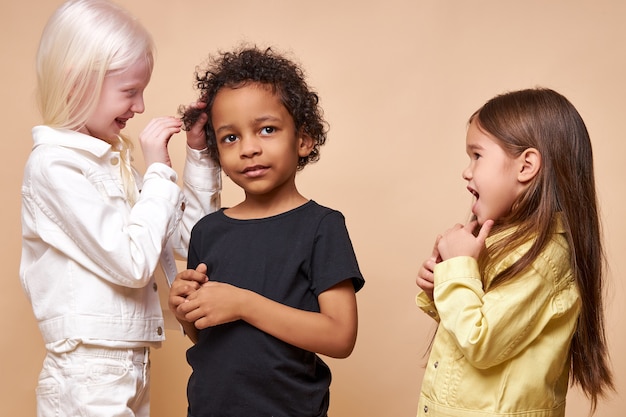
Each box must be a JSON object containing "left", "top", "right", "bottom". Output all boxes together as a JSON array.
[{"left": 1, "top": 1, "right": 624, "bottom": 416}]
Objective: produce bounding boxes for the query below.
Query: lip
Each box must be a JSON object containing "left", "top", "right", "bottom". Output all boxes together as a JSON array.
[
  {"left": 115, "top": 117, "right": 130, "bottom": 130},
  {"left": 467, "top": 185, "right": 479, "bottom": 199},
  {"left": 242, "top": 165, "right": 269, "bottom": 178},
  {"left": 467, "top": 185, "right": 479, "bottom": 217}
]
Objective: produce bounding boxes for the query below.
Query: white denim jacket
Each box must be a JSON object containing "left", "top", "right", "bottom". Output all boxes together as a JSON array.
[{"left": 20, "top": 126, "right": 221, "bottom": 352}]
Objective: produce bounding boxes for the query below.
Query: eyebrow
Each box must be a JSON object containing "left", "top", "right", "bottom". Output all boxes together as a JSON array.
[
  {"left": 214, "top": 115, "right": 283, "bottom": 135},
  {"left": 214, "top": 124, "right": 234, "bottom": 135},
  {"left": 466, "top": 143, "right": 484, "bottom": 151},
  {"left": 254, "top": 115, "right": 282, "bottom": 123}
]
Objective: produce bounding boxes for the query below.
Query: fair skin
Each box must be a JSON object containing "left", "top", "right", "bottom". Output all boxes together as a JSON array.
[
  {"left": 416, "top": 120, "right": 540, "bottom": 299},
  {"left": 169, "top": 83, "right": 359, "bottom": 358},
  {"left": 462, "top": 120, "right": 531, "bottom": 226},
  {"left": 79, "top": 57, "right": 207, "bottom": 166}
]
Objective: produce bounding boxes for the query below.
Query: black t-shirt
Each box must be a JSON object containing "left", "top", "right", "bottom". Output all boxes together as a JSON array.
[{"left": 186, "top": 200, "right": 365, "bottom": 417}]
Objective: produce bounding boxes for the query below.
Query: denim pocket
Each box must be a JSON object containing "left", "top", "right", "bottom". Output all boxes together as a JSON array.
[{"left": 36, "top": 371, "right": 60, "bottom": 417}]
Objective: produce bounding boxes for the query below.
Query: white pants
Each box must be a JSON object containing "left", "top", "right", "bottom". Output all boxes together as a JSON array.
[{"left": 36, "top": 345, "right": 151, "bottom": 417}]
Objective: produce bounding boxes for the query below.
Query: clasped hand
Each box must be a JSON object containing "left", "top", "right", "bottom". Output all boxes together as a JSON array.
[{"left": 169, "top": 263, "right": 245, "bottom": 329}]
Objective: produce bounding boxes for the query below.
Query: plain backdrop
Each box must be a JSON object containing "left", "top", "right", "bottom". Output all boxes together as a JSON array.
[{"left": 1, "top": 1, "right": 624, "bottom": 416}]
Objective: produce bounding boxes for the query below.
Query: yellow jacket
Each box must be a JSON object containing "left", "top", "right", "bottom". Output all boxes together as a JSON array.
[{"left": 416, "top": 219, "right": 580, "bottom": 417}]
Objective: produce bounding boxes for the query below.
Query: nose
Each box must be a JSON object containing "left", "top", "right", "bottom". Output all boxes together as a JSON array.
[
  {"left": 462, "top": 164, "right": 472, "bottom": 181},
  {"left": 240, "top": 135, "right": 262, "bottom": 158},
  {"left": 131, "top": 94, "right": 145, "bottom": 114}
]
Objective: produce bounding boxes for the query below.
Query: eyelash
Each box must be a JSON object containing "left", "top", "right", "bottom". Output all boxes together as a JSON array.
[{"left": 219, "top": 126, "right": 277, "bottom": 143}]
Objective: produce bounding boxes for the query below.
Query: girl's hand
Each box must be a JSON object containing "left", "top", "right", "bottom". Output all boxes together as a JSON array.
[
  {"left": 168, "top": 263, "right": 208, "bottom": 322},
  {"left": 177, "top": 279, "right": 246, "bottom": 329},
  {"left": 185, "top": 101, "right": 209, "bottom": 150},
  {"left": 416, "top": 236, "right": 442, "bottom": 300},
  {"left": 139, "top": 116, "right": 183, "bottom": 167},
  {"left": 437, "top": 219, "right": 494, "bottom": 261}
]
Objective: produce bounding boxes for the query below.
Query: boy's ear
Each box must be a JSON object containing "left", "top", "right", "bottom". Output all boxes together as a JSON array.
[
  {"left": 517, "top": 147, "right": 541, "bottom": 183},
  {"left": 297, "top": 132, "right": 315, "bottom": 157}
]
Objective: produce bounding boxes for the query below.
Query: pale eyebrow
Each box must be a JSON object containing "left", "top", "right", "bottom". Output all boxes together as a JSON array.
[{"left": 120, "top": 82, "right": 141, "bottom": 89}]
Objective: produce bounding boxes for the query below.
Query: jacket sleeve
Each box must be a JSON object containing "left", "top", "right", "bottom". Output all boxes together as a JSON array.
[
  {"left": 416, "top": 292, "right": 440, "bottom": 322},
  {"left": 28, "top": 148, "right": 184, "bottom": 288},
  {"left": 168, "top": 145, "right": 221, "bottom": 259},
  {"left": 433, "top": 247, "right": 579, "bottom": 369}
]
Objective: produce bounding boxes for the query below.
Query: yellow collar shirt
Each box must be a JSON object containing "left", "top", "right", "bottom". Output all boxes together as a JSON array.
[{"left": 416, "top": 218, "right": 580, "bottom": 417}]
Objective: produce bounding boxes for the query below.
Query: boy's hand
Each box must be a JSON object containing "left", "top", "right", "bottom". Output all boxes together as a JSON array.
[
  {"left": 168, "top": 263, "right": 208, "bottom": 322},
  {"left": 139, "top": 116, "right": 183, "bottom": 167},
  {"left": 178, "top": 280, "right": 247, "bottom": 329}
]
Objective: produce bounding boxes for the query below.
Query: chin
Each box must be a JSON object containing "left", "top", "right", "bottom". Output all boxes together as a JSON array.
[
  {"left": 474, "top": 215, "right": 487, "bottom": 227},
  {"left": 469, "top": 211, "right": 481, "bottom": 223}
]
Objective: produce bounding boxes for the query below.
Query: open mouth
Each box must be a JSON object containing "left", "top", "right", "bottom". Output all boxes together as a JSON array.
[{"left": 115, "top": 118, "right": 128, "bottom": 129}]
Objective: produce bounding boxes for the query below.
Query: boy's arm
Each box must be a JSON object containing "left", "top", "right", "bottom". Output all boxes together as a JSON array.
[
  {"left": 243, "top": 280, "right": 358, "bottom": 358},
  {"left": 177, "top": 319, "right": 199, "bottom": 344},
  {"left": 179, "top": 279, "right": 359, "bottom": 358}
]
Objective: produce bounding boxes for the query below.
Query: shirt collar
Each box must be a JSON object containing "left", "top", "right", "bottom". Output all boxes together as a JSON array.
[
  {"left": 485, "top": 212, "right": 566, "bottom": 247},
  {"left": 32, "top": 125, "right": 114, "bottom": 158}
]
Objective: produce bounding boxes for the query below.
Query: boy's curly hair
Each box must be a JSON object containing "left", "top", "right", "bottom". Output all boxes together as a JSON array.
[{"left": 181, "top": 46, "right": 328, "bottom": 170}]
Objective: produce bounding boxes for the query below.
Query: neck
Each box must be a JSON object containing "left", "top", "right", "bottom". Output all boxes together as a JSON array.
[{"left": 225, "top": 190, "right": 308, "bottom": 220}]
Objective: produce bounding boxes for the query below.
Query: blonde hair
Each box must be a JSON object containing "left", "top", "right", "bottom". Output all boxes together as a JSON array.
[{"left": 36, "top": 0, "right": 155, "bottom": 204}]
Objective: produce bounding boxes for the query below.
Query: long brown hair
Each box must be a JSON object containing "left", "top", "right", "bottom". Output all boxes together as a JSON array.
[{"left": 472, "top": 88, "right": 613, "bottom": 412}]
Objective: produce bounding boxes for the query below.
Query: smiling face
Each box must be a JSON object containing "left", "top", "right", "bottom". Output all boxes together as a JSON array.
[
  {"left": 211, "top": 83, "right": 313, "bottom": 201},
  {"left": 80, "top": 58, "right": 151, "bottom": 143},
  {"left": 462, "top": 120, "right": 528, "bottom": 225}
]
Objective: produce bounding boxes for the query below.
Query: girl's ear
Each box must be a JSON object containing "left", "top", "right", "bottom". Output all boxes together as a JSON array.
[
  {"left": 517, "top": 148, "right": 541, "bottom": 183},
  {"left": 297, "top": 132, "right": 315, "bottom": 158}
]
